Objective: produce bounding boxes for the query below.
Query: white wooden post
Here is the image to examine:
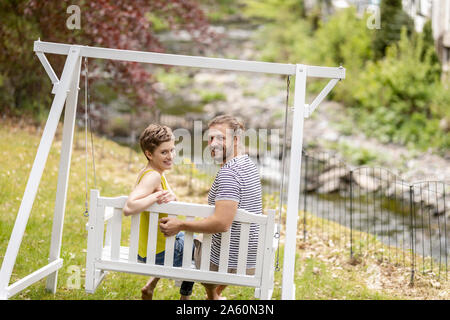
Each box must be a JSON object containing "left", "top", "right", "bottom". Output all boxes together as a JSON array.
[
  {"left": 281, "top": 64, "right": 307, "bottom": 300},
  {"left": 0, "top": 47, "right": 81, "bottom": 299},
  {"left": 46, "top": 52, "right": 82, "bottom": 293}
]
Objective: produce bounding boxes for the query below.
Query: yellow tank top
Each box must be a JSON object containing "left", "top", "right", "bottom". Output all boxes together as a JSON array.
[{"left": 137, "top": 169, "right": 169, "bottom": 258}]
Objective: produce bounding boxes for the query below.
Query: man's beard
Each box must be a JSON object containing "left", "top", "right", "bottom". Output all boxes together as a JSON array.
[{"left": 210, "top": 145, "right": 230, "bottom": 164}]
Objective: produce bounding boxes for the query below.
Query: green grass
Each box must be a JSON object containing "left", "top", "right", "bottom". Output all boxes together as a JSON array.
[{"left": 1, "top": 119, "right": 446, "bottom": 300}]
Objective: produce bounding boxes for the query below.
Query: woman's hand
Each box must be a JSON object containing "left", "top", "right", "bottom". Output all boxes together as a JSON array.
[{"left": 156, "top": 190, "right": 176, "bottom": 204}]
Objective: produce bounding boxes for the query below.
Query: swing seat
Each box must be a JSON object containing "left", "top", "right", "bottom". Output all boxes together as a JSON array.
[{"left": 85, "top": 189, "right": 277, "bottom": 299}]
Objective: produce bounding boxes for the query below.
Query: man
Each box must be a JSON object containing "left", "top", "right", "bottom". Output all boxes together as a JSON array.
[{"left": 159, "top": 114, "right": 263, "bottom": 300}]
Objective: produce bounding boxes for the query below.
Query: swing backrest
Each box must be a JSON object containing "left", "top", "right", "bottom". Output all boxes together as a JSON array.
[{"left": 87, "top": 189, "right": 276, "bottom": 286}]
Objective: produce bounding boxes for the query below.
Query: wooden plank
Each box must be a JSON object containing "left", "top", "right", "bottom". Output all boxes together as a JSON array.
[
  {"left": 128, "top": 213, "right": 140, "bottom": 263},
  {"left": 260, "top": 209, "right": 276, "bottom": 299},
  {"left": 35, "top": 51, "right": 59, "bottom": 84},
  {"left": 96, "top": 198, "right": 268, "bottom": 225},
  {"left": 200, "top": 234, "right": 212, "bottom": 271},
  {"left": 103, "top": 207, "right": 114, "bottom": 247},
  {"left": 97, "top": 196, "right": 127, "bottom": 208},
  {"left": 110, "top": 208, "right": 123, "bottom": 261},
  {"left": 182, "top": 217, "right": 195, "bottom": 269},
  {"left": 282, "top": 64, "right": 307, "bottom": 300},
  {"left": 255, "top": 223, "right": 265, "bottom": 279},
  {"left": 104, "top": 219, "right": 112, "bottom": 247},
  {"left": 34, "top": 40, "right": 296, "bottom": 76},
  {"left": 96, "top": 260, "right": 260, "bottom": 287},
  {"left": 146, "top": 212, "right": 159, "bottom": 265},
  {"left": 237, "top": 223, "right": 250, "bottom": 275},
  {"left": 164, "top": 215, "right": 176, "bottom": 267},
  {"left": 7, "top": 259, "right": 63, "bottom": 299},
  {"left": 34, "top": 41, "right": 346, "bottom": 79},
  {"left": 45, "top": 54, "right": 82, "bottom": 293},
  {"left": 148, "top": 202, "right": 267, "bottom": 225},
  {"left": 218, "top": 231, "right": 231, "bottom": 273},
  {"left": 104, "top": 206, "right": 114, "bottom": 221},
  {"left": 102, "top": 246, "right": 129, "bottom": 261},
  {"left": 94, "top": 205, "right": 106, "bottom": 264}
]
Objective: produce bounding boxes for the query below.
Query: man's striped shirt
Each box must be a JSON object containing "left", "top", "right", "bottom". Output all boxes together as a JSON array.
[{"left": 207, "top": 154, "right": 262, "bottom": 269}]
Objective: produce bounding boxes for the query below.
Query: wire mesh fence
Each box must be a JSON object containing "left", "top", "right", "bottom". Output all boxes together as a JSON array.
[{"left": 299, "top": 151, "right": 449, "bottom": 283}]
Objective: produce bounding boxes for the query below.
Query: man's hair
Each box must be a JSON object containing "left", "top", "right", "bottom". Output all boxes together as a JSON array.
[
  {"left": 139, "top": 124, "right": 174, "bottom": 160},
  {"left": 208, "top": 114, "right": 245, "bottom": 136}
]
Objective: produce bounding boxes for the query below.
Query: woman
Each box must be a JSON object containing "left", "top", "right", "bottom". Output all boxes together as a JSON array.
[{"left": 123, "top": 124, "right": 194, "bottom": 300}]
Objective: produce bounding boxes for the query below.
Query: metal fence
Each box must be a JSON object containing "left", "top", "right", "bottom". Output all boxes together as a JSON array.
[{"left": 299, "top": 151, "right": 449, "bottom": 282}]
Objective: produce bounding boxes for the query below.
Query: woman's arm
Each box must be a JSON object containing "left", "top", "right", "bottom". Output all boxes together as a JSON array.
[{"left": 123, "top": 171, "right": 169, "bottom": 216}]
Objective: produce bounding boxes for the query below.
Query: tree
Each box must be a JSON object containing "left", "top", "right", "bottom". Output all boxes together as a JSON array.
[
  {"left": 372, "top": 0, "right": 414, "bottom": 60},
  {"left": 0, "top": 0, "right": 214, "bottom": 117}
]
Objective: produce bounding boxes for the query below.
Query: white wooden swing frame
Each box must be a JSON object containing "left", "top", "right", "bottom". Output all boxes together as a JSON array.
[{"left": 0, "top": 40, "right": 345, "bottom": 300}]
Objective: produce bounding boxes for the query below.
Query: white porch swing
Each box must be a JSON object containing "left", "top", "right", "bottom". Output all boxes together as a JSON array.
[{"left": 0, "top": 40, "right": 345, "bottom": 300}]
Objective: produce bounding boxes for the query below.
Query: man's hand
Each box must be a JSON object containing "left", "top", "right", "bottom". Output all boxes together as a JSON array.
[{"left": 159, "top": 217, "right": 182, "bottom": 237}]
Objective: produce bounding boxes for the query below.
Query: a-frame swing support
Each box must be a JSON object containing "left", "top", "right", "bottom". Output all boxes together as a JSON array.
[{"left": 0, "top": 40, "right": 345, "bottom": 300}]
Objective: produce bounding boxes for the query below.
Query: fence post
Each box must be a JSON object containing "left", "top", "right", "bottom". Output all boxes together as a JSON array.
[
  {"left": 409, "top": 185, "right": 415, "bottom": 285},
  {"left": 443, "top": 185, "right": 448, "bottom": 280},
  {"left": 303, "top": 155, "right": 308, "bottom": 241},
  {"left": 349, "top": 170, "right": 353, "bottom": 259}
]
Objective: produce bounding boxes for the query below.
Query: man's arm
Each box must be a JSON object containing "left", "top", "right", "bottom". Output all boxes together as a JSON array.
[{"left": 159, "top": 200, "right": 238, "bottom": 236}]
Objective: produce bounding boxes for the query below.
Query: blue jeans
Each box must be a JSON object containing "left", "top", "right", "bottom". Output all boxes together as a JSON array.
[{"left": 137, "top": 232, "right": 194, "bottom": 296}]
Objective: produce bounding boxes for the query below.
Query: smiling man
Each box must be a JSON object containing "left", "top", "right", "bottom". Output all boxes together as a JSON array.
[{"left": 159, "top": 114, "right": 263, "bottom": 300}]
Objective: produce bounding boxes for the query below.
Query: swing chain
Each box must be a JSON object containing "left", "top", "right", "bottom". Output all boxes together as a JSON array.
[
  {"left": 274, "top": 75, "right": 290, "bottom": 272},
  {"left": 83, "top": 57, "right": 89, "bottom": 217},
  {"left": 82, "top": 57, "right": 98, "bottom": 218}
]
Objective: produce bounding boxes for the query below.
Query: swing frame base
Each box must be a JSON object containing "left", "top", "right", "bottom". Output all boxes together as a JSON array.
[{"left": 0, "top": 40, "right": 344, "bottom": 300}]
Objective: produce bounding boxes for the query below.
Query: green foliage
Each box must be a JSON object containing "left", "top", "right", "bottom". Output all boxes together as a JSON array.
[
  {"left": 311, "top": 7, "right": 374, "bottom": 101},
  {"left": 155, "top": 69, "right": 191, "bottom": 93},
  {"left": 247, "top": 3, "right": 447, "bottom": 152},
  {"left": 243, "top": 0, "right": 312, "bottom": 63},
  {"left": 145, "top": 12, "right": 170, "bottom": 33},
  {"left": 0, "top": 1, "right": 50, "bottom": 117},
  {"left": 243, "top": 0, "right": 305, "bottom": 21},
  {"left": 197, "top": 90, "right": 226, "bottom": 103},
  {"left": 372, "top": 0, "right": 415, "bottom": 59},
  {"left": 332, "top": 141, "right": 381, "bottom": 166},
  {"left": 200, "top": 0, "right": 241, "bottom": 22},
  {"left": 352, "top": 29, "right": 449, "bottom": 151}
]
